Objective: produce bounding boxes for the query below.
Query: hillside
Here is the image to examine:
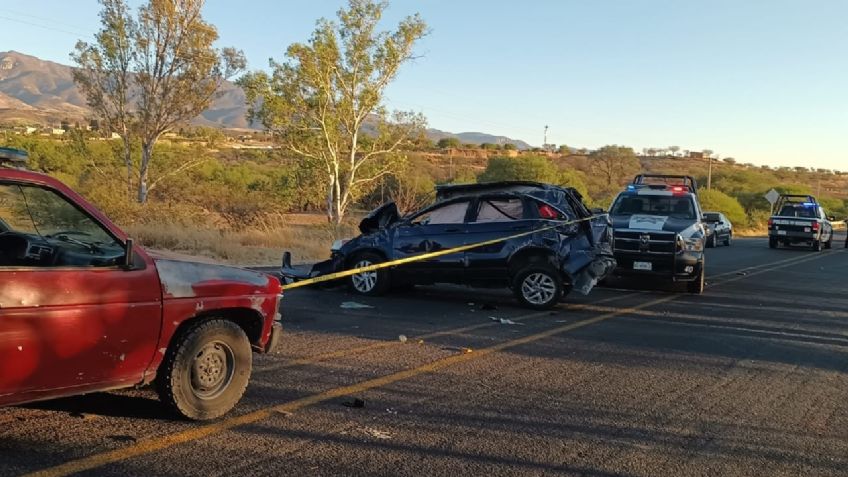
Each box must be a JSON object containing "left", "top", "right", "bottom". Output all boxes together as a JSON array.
[{"left": 0, "top": 51, "right": 533, "bottom": 148}]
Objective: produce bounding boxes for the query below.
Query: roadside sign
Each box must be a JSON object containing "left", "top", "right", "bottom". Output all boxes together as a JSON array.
[{"left": 764, "top": 188, "right": 780, "bottom": 205}]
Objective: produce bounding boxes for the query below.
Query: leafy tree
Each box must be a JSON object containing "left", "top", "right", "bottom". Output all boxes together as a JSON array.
[
  {"left": 558, "top": 144, "right": 570, "bottom": 155},
  {"left": 697, "top": 188, "right": 746, "bottom": 226},
  {"left": 723, "top": 157, "right": 736, "bottom": 165},
  {"left": 480, "top": 142, "right": 498, "bottom": 150},
  {"left": 557, "top": 169, "right": 589, "bottom": 199},
  {"left": 502, "top": 143, "right": 518, "bottom": 151},
  {"left": 241, "top": 0, "right": 427, "bottom": 223},
  {"left": 437, "top": 137, "right": 461, "bottom": 149},
  {"left": 668, "top": 145, "right": 680, "bottom": 156},
  {"left": 588, "top": 145, "right": 640, "bottom": 187},
  {"left": 478, "top": 155, "right": 558, "bottom": 183},
  {"left": 72, "top": 0, "right": 245, "bottom": 203}
]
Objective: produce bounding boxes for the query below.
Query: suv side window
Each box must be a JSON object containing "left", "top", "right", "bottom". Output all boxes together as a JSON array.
[
  {"left": 411, "top": 200, "right": 470, "bottom": 225},
  {"left": 473, "top": 198, "right": 525, "bottom": 223}
]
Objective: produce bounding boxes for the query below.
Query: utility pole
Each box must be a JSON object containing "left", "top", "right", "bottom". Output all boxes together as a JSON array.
[
  {"left": 543, "top": 125, "right": 548, "bottom": 151},
  {"left": 707, "top": 155, "right": 713, "bottom": 191}
]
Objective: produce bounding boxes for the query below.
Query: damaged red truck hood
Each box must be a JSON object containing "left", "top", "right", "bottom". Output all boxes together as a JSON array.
[{"left": 148, "top": 253, "right": 279, "bottom": 300}]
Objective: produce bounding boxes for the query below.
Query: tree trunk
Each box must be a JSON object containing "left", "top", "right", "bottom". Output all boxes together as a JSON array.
[
  {"left": 138, "top": 141, "right": 153, "bottom": 203},
  {"left": 326, "top": 173, "right": 336, "bottom": 223},
  {"left": 334, "top": 174, "right": 343, "bottom": 225},
  {"left": 122, "top": 135, "right": 133, "bottom": 200}
]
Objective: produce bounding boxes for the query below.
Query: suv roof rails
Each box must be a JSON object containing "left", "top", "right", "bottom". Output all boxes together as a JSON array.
[
  {"left": 0, "top": 147, "right": 28, "bottom": 169},
  {"left": 629, "top": 174, "right": 698, "bottom": 195}
]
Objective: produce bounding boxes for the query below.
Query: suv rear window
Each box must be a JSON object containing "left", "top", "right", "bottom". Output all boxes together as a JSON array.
[
  {"left": 474, "top": 198, "right": 525, "bottom": 222},
  {"left": 612, "top": 195, "right": 696, "bottom": 220}
]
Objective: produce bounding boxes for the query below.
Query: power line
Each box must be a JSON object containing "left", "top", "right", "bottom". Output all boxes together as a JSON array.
[
  {"left": 0, "top": 7, "right": 92, "bottom": 33},
  {"left": 0, "top": 14, "right": 91, "bottom": 39}
]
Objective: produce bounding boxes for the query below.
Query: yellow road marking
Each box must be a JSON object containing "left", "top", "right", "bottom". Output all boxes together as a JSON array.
[
  {"left": 257, "top": 293, "right": 638, "bottom": 373},
  {"left": 25, "top": 294, "right": 671, "bottom": 477}
]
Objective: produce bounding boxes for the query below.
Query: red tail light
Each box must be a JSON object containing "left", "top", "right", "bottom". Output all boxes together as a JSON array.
[
  {"left": 767, "top": 218, "right": 773, "bottom": 227},
  {"left": 538, "top": 204, "right": 559, "bottom": 219},
  {"left": 812, "top": 221, "right": 820, "bottom": 231}
]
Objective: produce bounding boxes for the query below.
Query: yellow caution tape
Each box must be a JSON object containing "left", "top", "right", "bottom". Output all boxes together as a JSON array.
[{"left": 280, "top": 215, "right": 605, "bottom": 291}]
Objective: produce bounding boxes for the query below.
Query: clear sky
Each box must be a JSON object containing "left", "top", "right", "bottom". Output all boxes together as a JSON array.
[{"left": 1, "top": 1, "right": 846, "bottom": 169}]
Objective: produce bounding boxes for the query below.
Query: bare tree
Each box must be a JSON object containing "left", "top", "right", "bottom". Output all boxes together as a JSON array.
[
  {"left": 239, "top": 0, "right": 427, "bottom": 223},
  {"left": 71, "top": 0, "right": 245, "bottom": 203},
  {"left": 71, "top": 0, "right": 135, "bottom": 196}
]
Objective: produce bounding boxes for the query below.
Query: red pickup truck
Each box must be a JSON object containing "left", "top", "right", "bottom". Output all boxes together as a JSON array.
[{"left": 0, "top": 148, "right": 282, "bottom": 420}]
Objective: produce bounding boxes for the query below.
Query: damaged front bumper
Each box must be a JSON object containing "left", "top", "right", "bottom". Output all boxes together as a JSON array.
[{"left": 279, "top": 251, "right": 343, "bottom": 285}]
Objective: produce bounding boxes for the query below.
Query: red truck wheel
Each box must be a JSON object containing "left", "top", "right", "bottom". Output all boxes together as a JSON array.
[{"left": 156, "top": 319, "right": 252, "bottom": 420}]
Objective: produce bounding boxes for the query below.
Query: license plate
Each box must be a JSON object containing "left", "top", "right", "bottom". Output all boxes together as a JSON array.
[
  {"left": 777, "top": 230, "right": 787, "bottom": 235},
  {"left": 804, "top": 227, "right": 811, "bottom": 232},
  {"left": 633, "top": 261, "right": 652, "bottom": 271}
]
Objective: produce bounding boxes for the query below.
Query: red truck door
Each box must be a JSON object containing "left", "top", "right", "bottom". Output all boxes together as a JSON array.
[{"left": 0, "top": 182, "right": 162, "bottom": 405}]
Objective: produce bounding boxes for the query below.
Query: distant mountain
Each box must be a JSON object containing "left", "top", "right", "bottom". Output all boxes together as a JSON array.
[
  {"left": 426, "top": 128, "right": 532, "bottom": 150},
  {"left": 0, "top": 50, "right": 249, "bottom": 128},
  {"left": 0, "top": 50, "right": 534, "bottom": 147}
]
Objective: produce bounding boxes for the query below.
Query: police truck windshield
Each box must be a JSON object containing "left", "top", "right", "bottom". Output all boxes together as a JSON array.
[{"left": 611, "top": 195, "right": 696, "bottom": 220}]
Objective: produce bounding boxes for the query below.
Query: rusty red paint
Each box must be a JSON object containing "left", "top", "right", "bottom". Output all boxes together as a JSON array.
[{"left": 0, "top": 169, "right": 281, "bottom": 407}]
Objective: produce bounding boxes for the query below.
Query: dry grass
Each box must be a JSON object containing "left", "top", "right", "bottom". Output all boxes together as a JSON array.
[{"left": 124, "top": 215, "right": 358, "bottom": 266}]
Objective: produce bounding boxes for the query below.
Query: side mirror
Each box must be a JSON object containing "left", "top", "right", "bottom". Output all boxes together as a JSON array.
[
  {"left": 123, "top": 238, "right": 135, "bottom": 270},
  {"left": 828, "top": 216, "right": 836, "bottom": 222}
]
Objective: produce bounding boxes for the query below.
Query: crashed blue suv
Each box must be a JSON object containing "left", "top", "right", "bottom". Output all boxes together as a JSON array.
[{"left": 282, "top": 181, "right": 615, "bottom": 309}]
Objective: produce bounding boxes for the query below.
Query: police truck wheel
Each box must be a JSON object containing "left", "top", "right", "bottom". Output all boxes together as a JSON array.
[
  {"left": 156, "top": 319, "right": 252, "bottom": 421},
  {"left": 768, "top": 237, "right": 777, "bottom": 249},
  {"left": 513, "top": 265, "right": 563, "bottom": 310},
  {"left": 824, "top": 237, "right": 832, "bottom": 249},
  {"left": 812, "top": 240, "right": 822, "bottom": 252},
  {"left": 686, "top": 263, "right": 705, "bottom": 294},
  {"left": 348, "top": 252, "right": 390, "bottom": 296}
]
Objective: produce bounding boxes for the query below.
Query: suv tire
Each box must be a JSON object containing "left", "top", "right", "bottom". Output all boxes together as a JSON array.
[
  {"left": 156, "top": 319, "right": 252, "bottom": 421},
  {"left": 812, "top": 240, "right": 823, "bottom": 252},
  {"left": 513, "top": 265, "right": 563, "bottom": 310},
  {"left": 724, "top": 232, "right": 732, "bottom": 247},
  {"left": 768, "top": 237, "right": 778, "bottom": 249},
  {"left": 347, "top": 252, "right": 391, "bottom": 296}
]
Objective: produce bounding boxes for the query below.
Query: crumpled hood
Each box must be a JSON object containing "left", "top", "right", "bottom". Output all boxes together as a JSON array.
[
  {"left": 359, "top": 202, "right": 400, "bottom": 234},
  {"left": 153, "top": 258, "right": 278, "bottom": 299}
]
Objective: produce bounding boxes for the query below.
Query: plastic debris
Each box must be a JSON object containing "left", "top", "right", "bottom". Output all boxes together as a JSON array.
[
  {"left": 489, "top": 317, "right": 524, "bottom": 325},
  {"left": 340, "top": 301, "right": 373, "bottom": 309},
  {"left": 342, "top": 398, "right": 366, "bottom": 408},
  {"left": 398, "top": 334, "right": 408, "bottom": 343},
  {"left": 361, "top": 427, "right": 392, "bottom": 439}
]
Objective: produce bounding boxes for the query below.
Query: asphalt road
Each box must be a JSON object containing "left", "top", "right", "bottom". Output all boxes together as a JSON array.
[{"left": 2, "top": 235, "right": 847, "bottom": 477}]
